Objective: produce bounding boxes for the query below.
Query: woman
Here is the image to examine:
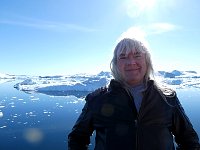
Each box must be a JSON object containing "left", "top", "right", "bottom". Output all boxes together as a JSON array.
[{"left": 68, "top": 38, "right": 200, "bottom": 150}]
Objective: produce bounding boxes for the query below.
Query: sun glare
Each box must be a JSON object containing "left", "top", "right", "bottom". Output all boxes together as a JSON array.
[
  {"left": 138, "top": 0, "right": 156, "bottom": 9},
  {"left": 126, "top": 0, "right": 157, "bottom": 17}
]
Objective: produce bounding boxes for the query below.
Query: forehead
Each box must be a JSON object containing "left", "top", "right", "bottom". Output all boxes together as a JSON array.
[{"left": 117, "top": 47, "right": 143, "bottom": 57}]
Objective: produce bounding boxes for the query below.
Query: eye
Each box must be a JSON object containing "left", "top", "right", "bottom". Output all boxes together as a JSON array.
[
  {"left": 134, "top": 52, "right": 142, "bottom": 58},
  {"left": 118, "top": 54, "right": 127, "bottom": 59},
  {"left": 119, "top": 56, "right": 126, "bottom": 59},
  {"left": 135, "top": 54, "right": 142, "bottom": 58}
]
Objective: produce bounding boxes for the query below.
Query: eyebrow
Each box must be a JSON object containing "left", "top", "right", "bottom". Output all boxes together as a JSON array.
[
  {"left": 119, "top": 51, "right": 141, "bottom": 56},
  {"left": 119, "top": 53, "right": 126, "bottom": 56},
  {"left": 132, "top": 51, "right": 141, "bottom": 55}
]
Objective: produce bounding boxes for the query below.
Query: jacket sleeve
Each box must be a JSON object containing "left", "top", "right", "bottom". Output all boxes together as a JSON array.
[
  {"left": 172, "top": 96, "right": 200, "bottom": 150},
  {"left": 68, "top": 95, "right": 94, "bottom": 150}
]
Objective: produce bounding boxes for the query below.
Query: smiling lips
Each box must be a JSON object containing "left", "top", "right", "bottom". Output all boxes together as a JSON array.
[{"left": 125, "top": 67, "right": 141, "bottom": 72}]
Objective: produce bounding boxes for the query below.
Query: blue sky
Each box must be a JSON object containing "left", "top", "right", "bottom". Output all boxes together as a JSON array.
[{"left": 0, "top": 0, "right": 200, "bottom": 75}]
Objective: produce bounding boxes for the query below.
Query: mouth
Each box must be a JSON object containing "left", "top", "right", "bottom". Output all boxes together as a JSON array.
[{"left": 125, "top": 68, "right": 140, "bottom": 72}]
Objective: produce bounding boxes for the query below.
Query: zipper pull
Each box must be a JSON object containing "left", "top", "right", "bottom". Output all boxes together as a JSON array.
[{"left": 135, "top": 120, "right": 138, "bottom": 127}]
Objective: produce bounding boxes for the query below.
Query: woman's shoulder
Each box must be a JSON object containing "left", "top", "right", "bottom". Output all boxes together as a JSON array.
[
  {"left": 158, "top": 87, "right": 176, "bottom": 97},
  {"left": 152, "top": 81, "right": 179, "bottom": 106},
  {"left": 151, "top": 80, "right": 176, "bottom": 97},
  {"left": 85, "top": 86, "right": 108, "bottom": 102}
]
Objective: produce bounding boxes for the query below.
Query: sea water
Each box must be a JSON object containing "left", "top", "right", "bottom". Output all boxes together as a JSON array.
[
  {"left": 0, "top": 81, "right": 87, "bottom": 150},
  {"left": 0, "top": 81, "right": 199, "bottom": 150}
]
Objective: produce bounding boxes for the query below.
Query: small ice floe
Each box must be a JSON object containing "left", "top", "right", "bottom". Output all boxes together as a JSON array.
[
  {"left": 75, "top": 109, "right": 79, "bottom": 114},
  {"left": 0, "top": 126, "right": 7, "bottom": 129},
  {"left": 26, "top": 111, "right": 37, "bottom": 117},
  {"left": 43, "top": 110, "right": 53, "bottom": 117},
  {"left": 164, "top": 79, "right": 183, "bottom": 85},
  {"left": 0, "top": 105, "right": 5, "bottom": 109},
  {"left": 30, "top": 98, "right": 39, "bottom": 101},
  {"left": 0, "top": 112, "right": 3, "bottom": 118},
  {"left": 24, "top": 122, "right": 28, "bottom": 125}
]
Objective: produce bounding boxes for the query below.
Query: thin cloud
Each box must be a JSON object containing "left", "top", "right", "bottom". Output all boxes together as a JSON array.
[
  {"left": 116, "top": 26, "right": 151, "bottom": 52},
  {"left": 117, "top": 26, "right": 147, "bottom": 44},
  {"left": 147, "top": 23, "right": 179, "bottom": 34},
  {"left": 0, "top": 18, "right": 97, "bottom": 32},
  {"left": 116, "top": 22, "right": 179, "bottom": 49}
]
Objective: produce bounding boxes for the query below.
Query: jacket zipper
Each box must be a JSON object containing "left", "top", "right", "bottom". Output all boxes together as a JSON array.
[
  {"left": 135, "top": 119, "right": 138, "bottom": 150},
  {"left": 126, "top": 90, "right": 140, "bottom": 150},
  {"left": 126, "top": 89, "right": 147, "bottom": 150}
]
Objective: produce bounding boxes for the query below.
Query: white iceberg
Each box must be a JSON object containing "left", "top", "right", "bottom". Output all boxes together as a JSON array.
[{"left": 9, "top": 70, "right": 200, "bottom": 96}]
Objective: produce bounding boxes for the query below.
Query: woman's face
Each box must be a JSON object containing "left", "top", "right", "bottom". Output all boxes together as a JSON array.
[{"left": 117, "top": 49, "right": 147, "bottom": 86}]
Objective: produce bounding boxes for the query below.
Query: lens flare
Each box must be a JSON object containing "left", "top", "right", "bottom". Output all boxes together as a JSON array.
[{"left": 23, "top": 128, "right": 44, "bottom": 144}]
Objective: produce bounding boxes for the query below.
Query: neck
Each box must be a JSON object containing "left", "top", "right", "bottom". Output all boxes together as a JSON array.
[{"left": 127, "top": 80, "right": 144, "bottom": 87}]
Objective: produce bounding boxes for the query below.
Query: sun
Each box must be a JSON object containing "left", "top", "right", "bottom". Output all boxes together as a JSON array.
[
  {"left": 126, "top": 0, "right": 157, "bottom": 17},
  {"left": 137, "top": 0, "right": 156, "bottom": 9}
]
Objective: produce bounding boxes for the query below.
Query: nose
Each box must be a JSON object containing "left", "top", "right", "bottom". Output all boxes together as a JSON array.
[{"left": 126, "top": 57, "right": 137, "bottom": 65}]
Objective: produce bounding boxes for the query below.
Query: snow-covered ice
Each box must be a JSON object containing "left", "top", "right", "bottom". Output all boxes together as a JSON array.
[
  {"left": 11, "top": 71, "right": 112, "bottom": 96},
  {"left": 1, "top": 70, "right": 200, "bottom": 96}
]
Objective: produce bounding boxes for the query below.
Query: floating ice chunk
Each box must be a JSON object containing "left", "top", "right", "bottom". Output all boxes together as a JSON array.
[
  {"left": 165, "top": 79, "right": 183, "bottom": 85},
  {"left": 14, "top": 79, "right": 37, "bottom": 90},
  {"left": 20, "top": 79, "right": 36, "bottom": 85},
  {"left": 31, "top": 98, "right": 39, "bottom": 101},
  {"left": 0, "top": 106, "right": 5, "bottom": 109},
  {"left": 0, "top": 126, "right": 6, "bottom": 128},
  {"left": 0, "top": 112, "right": 3, "bottom": 118}
]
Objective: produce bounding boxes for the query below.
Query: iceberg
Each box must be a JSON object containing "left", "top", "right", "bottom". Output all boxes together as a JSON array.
[
  {"left": 3, "top": 70, "right": 199, "bottom": 97},
  {"left": 13, "top": 72, "right": 112, "bottom": 97}
]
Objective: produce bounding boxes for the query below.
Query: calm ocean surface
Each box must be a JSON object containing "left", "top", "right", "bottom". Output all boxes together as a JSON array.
[{"left": 0, "top": 80, "right": 200, "bottom": 150}]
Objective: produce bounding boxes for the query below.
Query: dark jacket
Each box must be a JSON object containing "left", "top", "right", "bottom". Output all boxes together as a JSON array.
[{"left": 68, "top": 80, "right": 200, "bottom": 150}]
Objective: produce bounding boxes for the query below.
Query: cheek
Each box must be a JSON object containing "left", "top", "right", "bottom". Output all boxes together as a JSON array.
[
  {"left": 117, "top": 62, "right": 124, "bottom": 72},
  {"left": 142, "top": 61, "right": 147, "bottom": 72}
]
